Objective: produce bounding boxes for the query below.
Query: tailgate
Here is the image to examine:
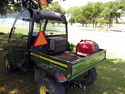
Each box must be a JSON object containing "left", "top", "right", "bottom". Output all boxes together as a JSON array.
[{"left": 70, "top": 49, "right": 106, "bottom": 81}]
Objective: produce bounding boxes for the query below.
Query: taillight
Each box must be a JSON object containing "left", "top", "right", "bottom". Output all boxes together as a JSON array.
[{"left": 59, "top": 76, "right": 66, "bottom": 80}]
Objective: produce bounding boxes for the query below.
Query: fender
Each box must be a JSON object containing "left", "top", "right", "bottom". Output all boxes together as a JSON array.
[
  {"left": 35, "top": 63, "right": 67, "bottom": 83},
  {"left": 3, "top": 45, "right": 16, "bottom": 61},
  {"left": 3, "top": 45, "right": 25, "bottom": 62}
]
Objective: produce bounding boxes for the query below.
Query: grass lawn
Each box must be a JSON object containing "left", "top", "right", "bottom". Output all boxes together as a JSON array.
[
  {"left": 66, "top": 58, "right": 125, "bottom": 94},
  {"left": 0, "top": 38, "right": 125, "bottom": 94},
  {"left": 0, "top": 26, "right": 11, "bottom": 33}
]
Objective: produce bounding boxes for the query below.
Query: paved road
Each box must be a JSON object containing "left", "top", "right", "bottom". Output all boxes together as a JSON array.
[{"left": 68, "top": 25, "right": 125, "bottom": 59}]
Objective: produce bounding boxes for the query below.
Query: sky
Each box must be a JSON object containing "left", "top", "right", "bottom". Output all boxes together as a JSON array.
[{"left": 53, "top": 0, "right": 116, "bottom": 10}]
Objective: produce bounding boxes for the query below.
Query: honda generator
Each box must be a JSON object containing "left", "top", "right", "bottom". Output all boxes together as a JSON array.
[{"left": 76, "top": 40, "right": 99, "bottom": 57}]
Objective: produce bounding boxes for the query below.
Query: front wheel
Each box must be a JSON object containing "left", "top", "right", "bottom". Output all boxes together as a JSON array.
[
  {"left": 37, "top": 76, "right": 65, "bottom": 94},
  {"left": 80, "top": 67, "right": 97, "bottom": 85}
]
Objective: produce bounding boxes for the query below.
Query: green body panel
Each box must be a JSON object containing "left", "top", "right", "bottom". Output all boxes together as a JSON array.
[
  {"left": 3, "top": 39, "right": 106, "bottom": 81},
  {"left": 70, "top": 49, "right": 106, "bottom": 81},
  {"left": 30, "top": 50, "right": 72, "bottom": 78},
  {"left": 3, "top": 39, "right": 29, "bottom": 71},
  {"left": 2, "top": 8, "right": 106, "bottom": 82},
  {"left": 4, "top": 45, "right": 22, "bottom": 61},
  {"left": 30, "top": 47, "right": 106, "bottom": 81},
  {"left": 68, "top": 43, "right": 106, "bottom": 80},
  {"left": 69, "top": 44, "right": 77, "bottom": 52}
]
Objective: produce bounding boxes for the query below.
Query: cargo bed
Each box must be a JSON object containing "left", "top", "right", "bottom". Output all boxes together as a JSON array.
[
  {"left": 54, "top": 51, "right": 81, "bottom": 62},
  {"left": 30, "top": 48, "right": 106, "bottom": 81}
]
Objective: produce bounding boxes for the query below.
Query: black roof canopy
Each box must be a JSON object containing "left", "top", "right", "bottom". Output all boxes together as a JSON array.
[{"left": 30, "top": 9, "right": 66, "bottom": 21}]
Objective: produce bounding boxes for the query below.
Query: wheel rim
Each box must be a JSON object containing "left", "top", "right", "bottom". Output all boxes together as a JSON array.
[
  {"left": 40, "top": 86, "right": 50, "bottom": 94},
  {"left": 5, "top": 58, "right": 10, "bottom": 69},
  {"left": 82, "top": 72, "right": 91, "bottom": 81},
  {"left": 82, "top": 75, "right": 89, "bottom": 81}
]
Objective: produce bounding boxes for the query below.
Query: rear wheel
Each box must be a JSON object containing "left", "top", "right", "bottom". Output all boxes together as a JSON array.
[
  {"left": 37, "top": 76, "right": 65, "bottom": 94},
  {"left": 40, "top": 86, "right": 50, "bottom": 94},
  {"left": 4, "top": 54, "right": 17, "bottom": 73},
  {"left": 80, "top": 67, "right": 97, "bottom": 85}
]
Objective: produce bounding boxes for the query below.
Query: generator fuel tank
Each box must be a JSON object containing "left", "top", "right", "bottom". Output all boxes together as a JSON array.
[{"left": 76, "top": 40, "right": 99, "bottom": 57}]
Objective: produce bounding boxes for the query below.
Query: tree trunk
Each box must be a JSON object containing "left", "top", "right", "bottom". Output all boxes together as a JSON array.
[
  {"left": 109, "top": 16, "right": 113, "bottom": 28},
  {"left": 95, "top": 21, "right": 98, "bottom": 28},
  {"left": 116, "top": 17, "right": 118, "bottom": 24},
  {"left": 92, "top": 17, "right": 94, "bottom": 27},
  {"left": 93, "top": 21, "right": 95, "bottom": 27}
]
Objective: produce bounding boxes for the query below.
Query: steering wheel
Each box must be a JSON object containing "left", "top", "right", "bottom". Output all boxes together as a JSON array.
[
  {"left": 21, "top": 35, "right": 28, "bottom": 38},
  {"left": 50, "top": 33, "right": 53, "bottom": 35}
]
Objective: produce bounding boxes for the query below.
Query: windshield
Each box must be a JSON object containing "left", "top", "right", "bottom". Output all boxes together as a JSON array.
[
  {"left": 33, "top": 18, "right": 66, "bottom": 36},
  {"left": 10, "top": 10, "right": 30, "bottom": 39}
]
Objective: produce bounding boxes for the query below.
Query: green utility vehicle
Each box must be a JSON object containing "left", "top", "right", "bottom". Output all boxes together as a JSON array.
[{"left": 3, "top": 8, "right": 106, "bottom": 94}]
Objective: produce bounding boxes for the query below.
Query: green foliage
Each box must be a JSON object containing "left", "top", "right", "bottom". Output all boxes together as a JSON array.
[
  {"left": 0, "top": 0, "right": 53, "bottom": 16},
  {"left": 96, "top": 18, "right": 109, "bottom": 25},
  {"left": 89, "top": 2, "right": 104, "bottom": 27},
  {"left": 67, "top": 0, "right": 125, "bottom": 27},
  {"left": 67, "top": 2, "right": 104, "bottom": 26},
  {"left": 0, "top": 0, "right": 10, "bottom": 16},
  {"left": 100, "top": 1, "right": 121, "bottom": 27},
  {"left": 75, "top": 7, "right": 91, "bottom": 25},
  {"left": 69, "top": 16, "right": 75, "bottom": 25},
  {"left": 67, "top": 7, "right": 79, "bottom": 16},
  {"left": 80, "top": 5, "right": 93, "bottom": 24},
  {"left": 51, "top": 1, "right": 65, "bottom": 14},
  {"left": 115, "top": 21, "right": 125, "bottom": 24},
  {"left": 67, "top": 7, "right": 83, "bottom": 25},
  {"left": 45, "top": 1, "right": 66, "bottom": 14}
]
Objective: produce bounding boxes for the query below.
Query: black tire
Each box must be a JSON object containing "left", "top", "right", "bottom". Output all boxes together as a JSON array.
[
  {"left": 37, "top": 76, "right": 65, "bottom": 94},
  {"left": 4, "top": 54, "right": 17, "bottom": 73},
  {"left": 80, "top": 67, "right": 97, "bottom": 85}
]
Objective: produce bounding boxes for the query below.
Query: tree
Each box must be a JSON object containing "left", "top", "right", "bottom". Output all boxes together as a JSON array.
[
  {"left": 67, "top": 7, "right": 80, "bottom": 25},
  {"left": 67, "top": 2, "right": 103, "bottom": 27},
  {"left": 115, "top": 0, "right": 125, "bottom": 23},
  {"left": 116, "top": 0, "right": 125, "bottom": 11},
  {"left": 100, "top": 1, "right": 121, "bottom": 28},
  {"left": 67, "top": 7, "right": 79, "bottom": 17},
  {"left": 0, "top": 0, "right": 11, "bottom": 15},
  {"left": 75, "top": 5, "right": 93, "bottom": 26},
  {"left": 88, "top": 2, "right": 104, "bottom": 27},
  {"left": 67, "top": 6, "right": 93, "bottom": 26},
  {"left": 96, "top": 18, "right": 109, "bottom": 27},
  {"left": 45, "top": 1, "right": 66, "bottom": 14},
  {"left": 69, "top": 16, "right": 75, "bottom": 26},
  {"left": 74, "top": 7, "right": 87, "bottom": 26},
  {"left": 0, "top": 0, "right": 53, "bottom": 15}
]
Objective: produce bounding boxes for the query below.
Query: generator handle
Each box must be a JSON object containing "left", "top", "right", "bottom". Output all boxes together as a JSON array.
[
  {"left": 84, "top": 40, "right": 93, "bottom": 42},
  {"left": 84, "top": 40, "right": 96, "bottom": 44}
]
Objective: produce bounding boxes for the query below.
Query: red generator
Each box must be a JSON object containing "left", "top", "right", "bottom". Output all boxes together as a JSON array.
[{"left": 76, "top": 40, "right": 99, "bottom": 57}]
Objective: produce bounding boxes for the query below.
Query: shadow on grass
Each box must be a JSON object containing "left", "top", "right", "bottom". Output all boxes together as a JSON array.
[
  {"left": 66, "top": 58, "right": 125, "bottom": 94},
  {"left": 0, "top": 46, "right": 125, "bottom": 94},
  {"left": 0, "top": 45, "right": 37, "bottom": 94}
]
